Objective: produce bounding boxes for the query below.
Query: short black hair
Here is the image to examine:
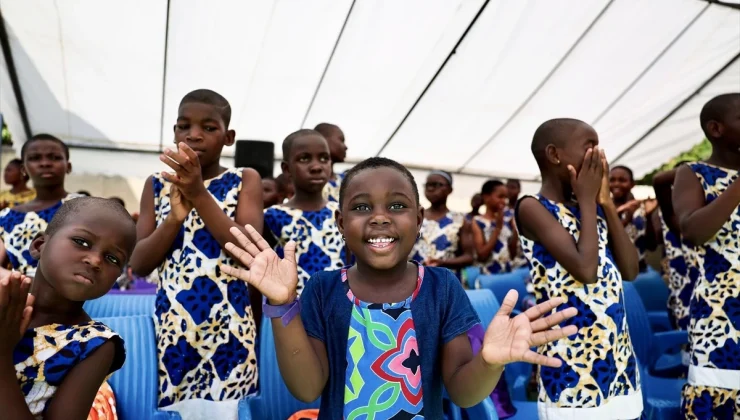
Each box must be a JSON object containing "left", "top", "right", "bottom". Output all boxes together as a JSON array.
[
  {"left": 481, "top": 179, "right": 504, "bottom": 195},
  {"left": 77, "top": 190, "right": 91, "bottom": 197},
  {"left": 275, "top": 173, "right": 291, "bottom": 188},
  {"left": 180, "top": 89, "right": 232, "bottom": 128},
  {"left": 611, "top": 165, "right": 634, "bottom": 182},
  {"left": 21, "top": 133, "right": 70, "bottom": 161},
  {"left": 339, "top": 157, "right": 419, "bottom": 209},
  {"left": 262, "top": 176, "right": 285, "bottom": 194},
  {"left": 45, "top": 197, "right": 136, "bottom": 252},
  {"left": 531, "top": 118, "right": 588, "bottom": 168},
  {"left": 700, "top": 93, "right": 740, "bottom": 140},
  {"left": 506, "top": 178, "right": 521, "bottom": 187},
  {"left": 108, "top": 196, "right": 126, "bottom": 208},
  {"left": 314, "top": 123, "right": 340, "bottom": 138},
  {"left": 6, "top": 158, "right": 28, "bottom": 181},
  {"left": 282, "top": 129, "right": 325, "bottom": 160}
]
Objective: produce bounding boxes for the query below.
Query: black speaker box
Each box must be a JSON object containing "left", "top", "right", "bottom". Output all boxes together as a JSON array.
[{"left": 235, "top": 140, "right": 274, "bottom": 179}]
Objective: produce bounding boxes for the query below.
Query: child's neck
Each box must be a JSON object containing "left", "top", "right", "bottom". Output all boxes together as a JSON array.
[
  {"left": 612, "top": 194, "right": 630, "bottom": 207},
  {"left": 10, "top": 183, "right": 29, "bottom": 194},
  {"left": 706, "top": 146, "right": 740, "bottom": 171},
  {"left": 201, "top": 162, "right": 226, "bottom": 180},
  {"left": 539, "top": 177, "right": 571, "bottom": 203},
  {"left": 350, "top": 260, "right": 417, "bottom": 302},
  {"left": 33, "top": 184, "right": 67, "bottom": 202},
  {"left": 426, "top": 200, "right": 448, "bottom": 218},
  {"left": 29, "top": 274, "right": 88, "bottom": 328},
  {"left": 288, "top": 188, "right": 326, "bottom": 211}
]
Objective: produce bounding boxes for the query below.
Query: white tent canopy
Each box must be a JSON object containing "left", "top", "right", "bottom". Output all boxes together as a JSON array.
[{"left": 1, "top": 0, "right": 739, "bottom": 184}]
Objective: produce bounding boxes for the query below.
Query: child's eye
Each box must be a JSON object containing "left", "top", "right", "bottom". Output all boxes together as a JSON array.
[
  {"left": 106, "top": 255, "right": 121, "bottom": 266},
  {"left": 204, "top": 126, "right": 217, "bottom": 132},
  {"left": 72, "top": 238, "right": 90, "bottom": 248},
  {"left": 352, "top": 204, "right": 371, "bottom": 212},
  {"left": 298, "top": 156, "right": 310, "bottom": 163},
  {"left": 176, "top": 124, "right": 189, "bottom": 131},
  {"left": 389, "top": 203, "right": 406, "bottom": 210}
]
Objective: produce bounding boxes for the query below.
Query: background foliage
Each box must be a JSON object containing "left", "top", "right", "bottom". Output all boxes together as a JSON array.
[{"left": 637, "top": 138, "right": 711, "bottom": 184}]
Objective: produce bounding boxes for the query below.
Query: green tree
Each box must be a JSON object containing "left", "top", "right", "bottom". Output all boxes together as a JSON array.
[{"left": 637, "top": 138, "right": 711, "bottom": 185}]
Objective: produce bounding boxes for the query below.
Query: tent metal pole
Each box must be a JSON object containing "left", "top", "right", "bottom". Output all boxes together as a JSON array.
[
  {"left": 0, "top": 10, "right": 32, "bottom": 140},
  {"left": 704, "top": 0, "right": 740, "bottom": 11},
  {"left": 158, "top": 0, "right": 172, "bottom": 153},
  {"left": 612, "top": 52, "right": 740, "bottom": 164},
  {"left": 375, "top": 0, "right": 492, "bottom": 156}
]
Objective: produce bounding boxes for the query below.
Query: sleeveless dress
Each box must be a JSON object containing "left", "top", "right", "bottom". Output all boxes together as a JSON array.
[
  {"left": 680, "top": 163, "right": 740, "bottom": 419},
  {"left": 264, "top": 201, "right": 347, "bottom": 296},
  {"left": 13, "top": 321, "right": 125, "bottom": 417},
  {"left": 411, "top": 211, "right": 465, "bottom": 278},
  {"left": 517, "top": 195, "right": 643, "bottom": 419},
  {"left": 661, "top": 212, "right": 700, "bottom": 332},
  {"left": 0, "top": 194, "right": 82, "bottom": 276},
  {"left": 623, "top": 202, "right": 649, "bottom": 272},
  {"left": 473, "top": 215, "right": 515, "bottom": 276},
  {"left": 0, "top": 188, "right": 36, "bottom": 208},
  {"left": 322, "top": 172, "right": 346, "bottom": 203},
  {"left": 151, "top": 169, "right": 259, "bottom": 416}
]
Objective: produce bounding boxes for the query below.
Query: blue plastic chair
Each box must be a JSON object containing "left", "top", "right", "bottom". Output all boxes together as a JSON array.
[
  {"left": 476, "top": 269, "right": 529, "bottom": 315},
  {"left": 638, "top": 355, "right": 685, "bottom": 420},
  {"left": 84, "top": 294, "right": 156, "bottom": 318},
  {"left": 98, "top": 316, "right": 180, "bottom": 420},
  {"left": 633, "top": 269, "right": 672, "bottom": 332},
  {"left": 464, "top": 266, "right": 482, "bottom": 289},
  {"left": 623, "top": 282, "right": 687, "bottom": 378}
]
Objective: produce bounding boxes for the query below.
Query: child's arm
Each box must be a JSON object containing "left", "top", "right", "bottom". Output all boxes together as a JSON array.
[
  {"left": 220, "top": 225, "right": 329, "bottom": 402},
  {"left": 598, "top": 158, "right": 639, "bottom": 280},
  {"left": 441, "top": 289, "right": 578, "bottom": 407},
  {"left": 434, "top": 220, "right": 474, "bottom": 269},
  {"left": 653, "top": 169, "right": 679, "bottom": 233},
  {"left": 518, "top": 148, "right": 603, "bottom": 284},
  {"left": 672, "top": 164, "right": 740, "bottom": 246},
  {"left": 129, "top": 176, "right": 187, "bottom": 276},
  {"left": 471, "top": 218, "right": 502, "bottom": 262}
]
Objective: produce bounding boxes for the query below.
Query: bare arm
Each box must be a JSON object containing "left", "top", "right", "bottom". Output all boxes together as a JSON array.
[
  {"left": 602, "top": 202, "right": 639, "bottom": 280},
  {"left": 673, "top": 165, "right": 740, "bottom": 246},
  {"left": 471, "top": 220, "right": 502, "bottom": 262},
  {"left": 518, "top": 197, "right": 600, "bottom": 284},
  {"left": 129, "top": 177, "right": 183, "bottom": 276},
  {"left": 442, "top": 334, "right": 503, "bottom": 407},
  {"left": 653, "top": 170, "right": 679, "bottom": 233}
]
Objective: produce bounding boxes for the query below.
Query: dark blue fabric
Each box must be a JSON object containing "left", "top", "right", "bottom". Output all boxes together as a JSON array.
[{"left": 300, "top": 265, "right": 480, "bottom": 420}]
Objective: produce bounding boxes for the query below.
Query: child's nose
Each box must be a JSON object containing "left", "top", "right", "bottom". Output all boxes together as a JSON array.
[{"left": 83, "top": 253, "right": 103, "bottom": 268}]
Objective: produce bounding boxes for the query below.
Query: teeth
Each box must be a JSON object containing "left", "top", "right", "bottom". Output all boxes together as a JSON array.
[{"left": 368, "top": 237, "right": 396, "bottom": 244}]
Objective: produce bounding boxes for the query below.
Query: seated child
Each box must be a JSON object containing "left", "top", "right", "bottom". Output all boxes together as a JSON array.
[
  {"left": 472, "top": 180, "right": 519, "bottom": 276},
  {"left": 222, "top": 157, "right": 579, "bottom": 419},
  {"left": 2, "top": 197, "right": 136, "bottom": 419},
  {"left": 264, "top": 129, "right": 347, "bottom": 296},
  {"left": 516, "top": 119, "right": 643, "bottom": 419}
]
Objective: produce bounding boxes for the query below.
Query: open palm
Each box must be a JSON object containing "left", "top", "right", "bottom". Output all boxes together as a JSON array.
[
  {"left": 220, "top": 225, "right": 299, "bottom": 305},
  {"left": 481, "top": 290, "right": 578, "bottom": 368}
]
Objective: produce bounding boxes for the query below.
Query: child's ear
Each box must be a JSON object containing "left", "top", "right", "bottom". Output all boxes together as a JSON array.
[
  {"left": 705, "top": 121, "right": 723, "bottom": 139},
  {"left": 335, "top": 209, "right": 344, "bottom": 236},
  {"left": 30, "top": 233, "right": 47, "bottom": 260},
  {"left": 280, "top": 162, "right": 291, "bottom": 181},
  {"left": 224, "top": 129, "right": 236, "bottom": 147},
  {"left": 417, "top": 206, "right": 424, "bottom": 231},
  {"left": 545, "top": 144, "right": 560, "bottom": 165},
  {"left": 66, "top": 162, "right": 72, "bottom": 175}
]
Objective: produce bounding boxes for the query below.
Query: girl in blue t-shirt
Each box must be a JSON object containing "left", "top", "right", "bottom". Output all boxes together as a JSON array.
[{"left": 223, "top": 157, "right": 579, "bottom": 419}]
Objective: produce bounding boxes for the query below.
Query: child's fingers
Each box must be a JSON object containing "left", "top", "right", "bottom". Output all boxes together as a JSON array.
[
  {"left": 283, "top": 241, "right": 297, "bottom": 265},
  {"left": 495, "top": 290, "right": 518, "bottom": 318},
  {"left": 219, "top": 263, "right": 252, "bottom": 284},
  {"left": 567, "top": 165, "right": 577, "bottom": 186},
  {"left": 528, "top": 306, "right": 578, "bottom": 332},
  {"left": 160, "top": 172, "right": 181, "bottom": 184},
  {"left": 522, "top": 296, "right": 566, "bottom": 321},
  {"left": 18, "top": 275, "right": 31, "bottom": 297},
  {"left": 177, "top": 143, "right": 200, "bottom": 166},
  {"left": 25, "top": 292, "right": 35, "bottom": 309},
  {"left": 520, "top": 349, "right": 562, "bottom": 368},
  {"left": 529, "top": 325, "right": 578, "bottom": 347},
  {"left": 19, "top": 305, "right": 33, "bottom": 335},
  {"left": 225, "top": 242, "right": 254, "bottom": 267},
  {"left": 230, "top": 227, "right": 262, "bottom": 257},
  {"left": 245, "top": 225, "right": 272, "bottom": 252},
  {"left": 160, "top": 154, "right": 186, "bottom": 172},
  {"left": 0, "top": 275, "right": 9, "bottom": 307}
]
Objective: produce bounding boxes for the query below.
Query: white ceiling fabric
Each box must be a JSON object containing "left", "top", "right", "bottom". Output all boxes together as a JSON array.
[{"left": 1, "top": 0, "right": 739, "bottom": 182}]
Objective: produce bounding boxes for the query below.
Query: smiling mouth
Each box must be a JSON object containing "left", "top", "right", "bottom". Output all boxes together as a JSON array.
[{"left": 366, "top": 237, "right": 398, "bottom": 251}]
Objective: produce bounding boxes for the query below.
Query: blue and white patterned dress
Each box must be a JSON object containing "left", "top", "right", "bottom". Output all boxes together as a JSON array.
[
  {"left": 680, "top": 162, "right": 740, "bottom": 419},
  {"left": 517, "top": 195, "right": 643, "bottom": 419},
  {"left": 322, "top": 172, "right": 346, "bottom": 203},
  {"left": 152, "top": 169, "right": 259, "bottom": 415},
  {"left": 264, "top": 201, "right": 347, "bottom": 296},
  {"left": 473, "top": 215, "right": 515, "bottom": 276},
  {"left": 411, "top": 211, "right": 465, "bottom": 278},
  {"left": 623, "top": 203, "right": 650, "bottom": 272}
]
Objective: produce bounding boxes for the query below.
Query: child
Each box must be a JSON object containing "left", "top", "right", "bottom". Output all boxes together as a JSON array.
[
  {"left": 0, "top": 134, "right": 82, "bottom": 277},
  {"left": 2, "top": 197, "right": 135, "bottom": 419},
  {"left": 315, "top": 122, "right": 348, "bottom": 203},
  {"left": 261, "top": 177, "right": 285, "bottom": 208},
  {"left": 609, "top": 165, "right": 658, "bottom": 272},
  {"left": 0, "top": 158, "right": 35, "bottom": 209},
  {"left": 516, "top": 118, "right": 642, "bottom": 418},
  {"left": 276, "top": 173, "right": 294, "bottom": 201},
  {"left": 129, "top": 89, "right": 263, "bottom": 418},
  {"left": 221, "top": 157, "right": 579, "bottom": 419},
  {"left": 506, "top": 179, "right": 528, "bottom": 270},
  {"left": 673, "top": 93, "right": 740, "bottom": 419},
  {"left": 466, "top": 192, "right": 483, "bottom": 221},
  {"left": 263, "top": 129, "right": 347, "bottom": 296},
  {"left": 411, "top": 170, "right": 473, "bottom": 278},
  {"left": 472, "top": 180, "right": 518, "bottom": 276}
]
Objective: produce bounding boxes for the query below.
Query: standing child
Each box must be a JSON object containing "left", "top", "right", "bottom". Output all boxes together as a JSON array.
[
  {"left": 673, "top": 93, "right": 740, "bottom": 419},
  {"left": 0, "top": 158, "right": 35, "bottom": 209},
  {"left": 221, "top": 157, "right": 579, "bottom": 419},
  {"left": 261, "top": 177, "right": 285, "bottom": 209},
  {"left": 411, "top": 170, "right": 473, "bottom": 279},
  {"left": 472, "top": 180, "right": 518, "bottom": 276},
  {"left": 129, "top": 89, "right": 264, "bottom": 419},
  {"left": 276, "top": 173, "right": 295, "bottom": 201},
  {"left": 506, "top": 179, "right": 528, "bottom": 270},
  {"left": 263, "top": 129, "right": 347, "bottom": 296},
  {"left": 2, "top": 197, "right": 136, "bottom": 419},
  {"left": 315, "top": 123, "right": 348, "bottom": 203},
  {"left": 516, "top": 118, "right": 642, "bottom": 419}
]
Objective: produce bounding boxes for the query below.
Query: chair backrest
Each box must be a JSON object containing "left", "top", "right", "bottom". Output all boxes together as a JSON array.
[
  {"left": 476, "top": 270, "right": 529, "bottom": 311},
  {"left": 98, "top": 315, "right": 160, "bottom": 420},
  {"left": 253, "top": 317, "right": 320, "bottom": 419},
  {"left": 632, "top": 269, "right": 670, "bottom": 313},
  {"left": 84, "top": 294, "right": 156, "bottom": 318},
  {"left": 465, "top": 289, "right": 500, "bottom": 325},
  {"left": 622, "top": 282, "right": 653, "bottom": 365}
]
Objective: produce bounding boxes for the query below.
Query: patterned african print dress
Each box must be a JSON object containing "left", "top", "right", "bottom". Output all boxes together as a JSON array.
[
  {"left": 322, "top": 172, "right": 346, "bottom": 203},
  {"left": 151, "top": 169, "right": 259, "bottom": 415},
  {"left": 0, "top": 194, "right": 82, "bottom": 276},
  {"left": 680, "top": 162, "right": 740, "bottom": 419},
  {"left": 343, "top": 265, "right": 424, "bottom": 419},
  {"left": 505, "top": 207, "right": 528, "bottom": 270},
  {"left": 264, "top": 202, "right": 347, "bottom": 296},
  {"left": 13, "top": 321, "right": 125, "bottom": 417},
  {"left": 411, "top": 211, "right": 465, "bottom": 277},
  {"left": 0, "top": 188, "right": 36, "bottom": 209},
  {"left": 518, "top": 195, "right": 642, "bottom": 419},
  {"left": 473, "top": 215, "right": 516, "bottom": 277},
  {"left": 623, "top": 202, "right": 650, "bottom": 272},
  {"left": 661, "top": 212, "right": 700, "bottom": 333}
]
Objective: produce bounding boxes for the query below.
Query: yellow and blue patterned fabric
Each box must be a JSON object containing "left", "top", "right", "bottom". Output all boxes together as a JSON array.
[
  {"left": 473, "top": 215, "right": 515, "bottom": 275},
  {"left": 322, "top": 172, "right": 346, "bottom": 203}
]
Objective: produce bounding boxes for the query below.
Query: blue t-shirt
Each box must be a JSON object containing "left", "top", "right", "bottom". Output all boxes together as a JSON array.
[{"left": 301, "top": 265, "right": 480, "bottom": 419}]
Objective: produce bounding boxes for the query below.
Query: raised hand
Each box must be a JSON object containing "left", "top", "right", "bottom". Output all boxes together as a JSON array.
[
  {"left": 160, "top": 142, "right": 207, "bottom": 201},
  {"left": 597, "top": 149, "right": 612, "bottom": 206},
  {"left": 169, "top": 185, "right": 193, "bottom": 223},
  {"left": 568, "top": 147, "right": 603, "bottom": 203},
  {"left": 481, "top": 290, "right": 578, "bottom": 368},
  {"left": 220, "top": 225, "right": 299, "bottom": 305},
  {"left": 0, "top": 271, "right": 35, "bottom": 355}
]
